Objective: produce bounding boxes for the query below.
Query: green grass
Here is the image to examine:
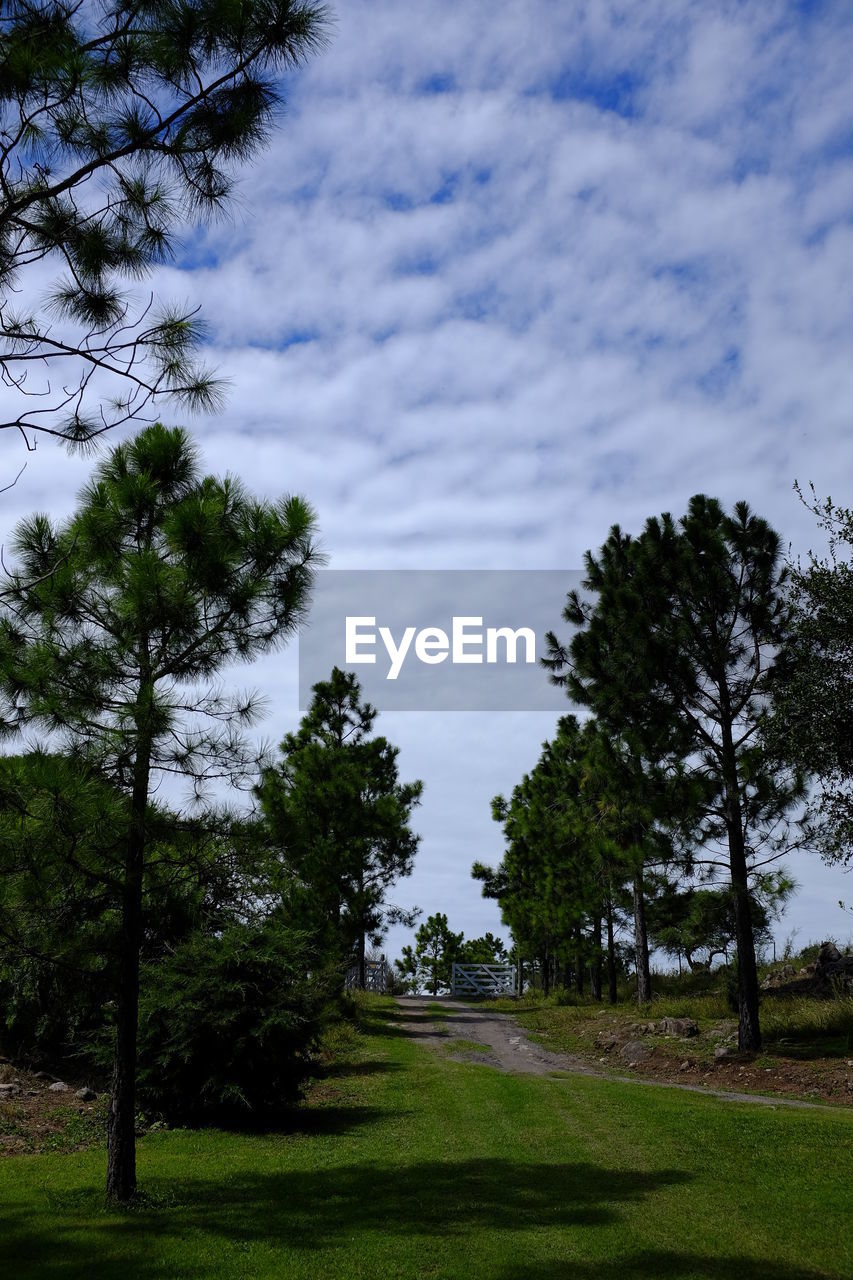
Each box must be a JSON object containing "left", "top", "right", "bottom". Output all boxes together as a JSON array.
[
  {"left": 444, "top": 1038, "right": 493, "bottom": 1053},
  {"left": 484, "top": 990, "right": 853, "bottom": 1060},
  {"left": 760, "top": 995, "right": 853, "bottom": 1053},
  {"left": 1, "top": 995, "right": 852, "bottom": 1279}
]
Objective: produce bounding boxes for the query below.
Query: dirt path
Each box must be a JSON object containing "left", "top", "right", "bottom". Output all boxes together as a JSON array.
[{"left": 394, "top": 996, "right": 829, "bottom": 1110}]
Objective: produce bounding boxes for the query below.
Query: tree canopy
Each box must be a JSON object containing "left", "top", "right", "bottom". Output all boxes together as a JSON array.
[
  {"left": 770, "top": 487, "right": 853, "bottom": 865},
  {"left": 257, "top": 667, "right": 422, "bottom": 990},
  {"left": 0, "top": 421, "right": 319, "bottom": 1201},
  {"left": 0, "top": 0, "right": 328, "bottom": 446},
  {"left": 544, "top": 496, "right": 804, "bottom": 1049}
]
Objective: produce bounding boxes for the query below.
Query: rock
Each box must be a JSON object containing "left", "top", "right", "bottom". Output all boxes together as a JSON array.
[
  {"left": 620, "top": 1039, "right": 652, "bottom": 1063},
  {"left": 661, "top": 1016, "right": 699, "bottom": 1038},
  {"left": 629, "top": 1021, "right": 656, "bottom": 1035},
  {"left": 75, "top": 1087, "right": 97, "bottom": 1102},
  {"left": 48, "top": 1080, "right": 71, "bottom": 1093},
  {"left": 709, "top": 1021, "right": 737, "bottom": 1040},
  {"left": 714, "top": 1045, "right": 738, "bottom": 1061},
  {"left": 596, "top": 1033, "right": 619, "bottom": 1052},
  {"left": 761, "top": 964, "right": 796, "bottom": 990},
  {"left": 33, "top": 1070, "right": 53, "bottom": 1081},
  {"left": 0, "top": 1082, "right": 21, "bottom": 1097},
  {"left": 679, "top": 1060, "right": 690, "bottom": 1072},
  {"left": 818, "top": 941, "right": 842, "bottom": 967}
]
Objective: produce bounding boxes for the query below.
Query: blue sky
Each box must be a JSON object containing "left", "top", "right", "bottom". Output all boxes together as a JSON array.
[{"left": 2, "top": 0, "right": 853, "bottom": 959}]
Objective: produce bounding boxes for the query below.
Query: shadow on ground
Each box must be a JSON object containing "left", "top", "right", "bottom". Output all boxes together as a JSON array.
[
  {"left": 3, "top": 1158, "right": 691, "bottom": 1276},
  {"left": 492, "top": 1254, "right": 835, "bottom": 1280},
  {"left": 319, "top": 1059, "right": 404, "bottom": 1080}
]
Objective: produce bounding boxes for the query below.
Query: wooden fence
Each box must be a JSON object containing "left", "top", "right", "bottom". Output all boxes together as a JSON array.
[{"left": 345, "top": 957, "right": 389, "bottom": 993}]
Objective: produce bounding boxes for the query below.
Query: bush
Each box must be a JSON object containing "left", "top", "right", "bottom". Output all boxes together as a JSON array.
[{"left": 136, "top": 921, "right": 327, "bottom": 1124}]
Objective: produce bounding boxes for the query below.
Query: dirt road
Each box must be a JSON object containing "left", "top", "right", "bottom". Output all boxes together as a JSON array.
[{"left": 394, "top": 996, "right": 827, "bottom": 1109}]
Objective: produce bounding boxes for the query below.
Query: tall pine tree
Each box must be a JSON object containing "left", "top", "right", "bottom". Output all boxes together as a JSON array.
[
  {"left": 0, "top": 423, "right": 318, "bottom": 1201},
  {"left": 546, "top": 496, "right": 803, "bottom": 1050},
  {"left": 257, "top": 668, "right": 422, "bottom": 989}
]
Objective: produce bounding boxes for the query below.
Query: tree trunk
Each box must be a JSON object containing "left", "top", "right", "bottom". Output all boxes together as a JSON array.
[
  {"left": 606, "top": 896, "right": 617, "bottom": 1004},
  {"left": 632, "top": 867, "right": 651, "bottom": 1004},
  {"left": 574, "top": 925, "right": 584, "bottom": 996},
  {"left": 591, "top": 913, "right": 603, "bottom": 1001},
  {"left": 724, "top": 783, "right": 761, "bottom": 1049},
  {"left": 541, "top": 949, "right": 550, "bottom": 997},
  {"left": 106, "top": 728, "right": 151, "bottom": 1204},
  {"left": 718, "top": 689, "right": 762, "bottom": 1051},
  {"left": 357, "top": 929, "right": 366, "bottom": 991},
  {"left": 357, "top": 871, "right": 366, "bottom": 990},
  {"left": 516, "top": 953, "right": 523, "bottom": 996}
]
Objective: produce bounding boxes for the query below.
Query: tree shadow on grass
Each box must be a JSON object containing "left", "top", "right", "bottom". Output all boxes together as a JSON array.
[
  {"left": 493, "top": 1253, "right": 836, "bottom": 1280},
  {"left": 281, "top": 1103, "right": 397, "bottom": 1137},
  {"left": 763, "top": 1036, "right": 853, "bottom": 1062},
  {"left": 319, "top": 1059, "right": 404, "bottom": 1080},
  {"left": 361, "top": 1011, "right": 448, "bottom": 1039},
  {"left": 2, "top": 1158, "right": 691, "bottom": 1277}
]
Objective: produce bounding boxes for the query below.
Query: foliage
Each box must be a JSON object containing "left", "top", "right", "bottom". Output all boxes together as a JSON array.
[
  {"left": 257, "top": 667, "right": 422, "bottom": 987},
  {"left": 395, "top": 925, "right": 509, "bottom": 994},
  {"left": 476, "top": 715, "right": 672, "bottom": 1002},
  {"left": 0, "top": 422, "right": 318, "bottom": 1200},
  {"left": 458, "top": 933, "right": 509, "bottom": 965},
  {"left": 398, "top": 912, "right": 463, "bottom": 996},
  {"left": 135, "top": 920, "right": 326, "bottom": 1124},
  {"left": 646, "top": 877, "right": 793, "bottom": 973},
  {"left": 546, "top": 495, "right": 804, "bottom": 1050},
  {"left": 770, "top": 486, "right": 853, "bottom": 863},
  {"left": 0, "top": 749, "right": 291, "bottom": 1066},
  {"left": 0, "top": 0, "right": 328, "bottom": 445},
  {"left": 0, "top": 752, "right": 123, "bottom": 1059}
]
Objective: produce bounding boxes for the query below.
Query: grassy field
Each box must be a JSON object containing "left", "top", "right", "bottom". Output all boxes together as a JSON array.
[
  {"left": 484, "top": 988, "right": 853, "bottom": 1049},
  {"left": 1, "top": 997, "right": 852, "bottom": 1279}
]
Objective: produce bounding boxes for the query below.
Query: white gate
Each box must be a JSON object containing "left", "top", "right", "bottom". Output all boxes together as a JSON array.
[{"left": 451, "top": 963, "right": 517, "bottom": 998}]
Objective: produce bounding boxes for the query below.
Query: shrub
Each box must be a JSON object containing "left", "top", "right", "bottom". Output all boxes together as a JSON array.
[{"left": 136, "top": 921, "right": 327, "bottom": 1124}]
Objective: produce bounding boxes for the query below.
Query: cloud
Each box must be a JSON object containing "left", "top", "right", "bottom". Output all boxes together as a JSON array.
[{"left": 3, "top": 0, "right": 853, "bottom": 956}]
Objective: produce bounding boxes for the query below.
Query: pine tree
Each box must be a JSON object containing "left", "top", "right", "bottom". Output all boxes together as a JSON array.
[
  {"left": 412, "top": 912, "right": 463, "bottom": 997},
  {"left": 769, "top": 487, "right": 853, "bottom": 863},
  {"left": 0, "top": 0, "right": 328, "bottom": 446},
  {"left": 0, "top": 422, "right": 318, "bottom": 1202},
  {"left": 547, "top": 496, "right": 804, "bottom": 1050},
  {"left": 257, "top": 668, "right": 422, "bottom": 989}
]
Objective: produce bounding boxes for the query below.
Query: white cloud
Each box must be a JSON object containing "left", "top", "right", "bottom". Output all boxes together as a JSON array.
[{"left": 3, "top": 0, "right": 853, "bottom": 958}]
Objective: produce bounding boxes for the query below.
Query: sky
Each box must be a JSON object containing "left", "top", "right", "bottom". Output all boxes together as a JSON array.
[{"left": 2, "top": 0, "right": 853, "bottom": 962}]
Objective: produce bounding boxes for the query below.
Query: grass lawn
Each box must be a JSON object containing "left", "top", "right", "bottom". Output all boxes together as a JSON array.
[{"left": 1, "top": 997, "right": 852, "bottom": 1279}]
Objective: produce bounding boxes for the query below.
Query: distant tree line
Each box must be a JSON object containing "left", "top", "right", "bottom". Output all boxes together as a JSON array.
[
  {"left": 470, "top": 493, "right": 852, "bottom": 1053},
  {"left": 395, "top": 914, "right": 509, "bottom": 996}
]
